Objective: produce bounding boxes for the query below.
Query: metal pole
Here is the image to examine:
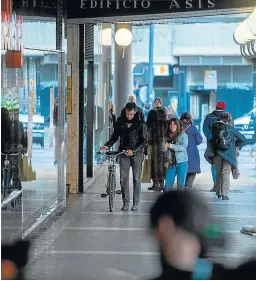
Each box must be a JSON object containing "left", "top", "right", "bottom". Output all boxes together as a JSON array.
[{"left": 147, "top": 24, "right": 154, "bottom": 104}]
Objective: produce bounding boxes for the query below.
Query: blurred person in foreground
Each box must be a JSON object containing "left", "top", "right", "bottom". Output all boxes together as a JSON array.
[
  {"left": 1, "top": 240, "right": 30, "bottom": 280},
  {"left": 150, "top": 190, "right": 256, "bottom": 280}
]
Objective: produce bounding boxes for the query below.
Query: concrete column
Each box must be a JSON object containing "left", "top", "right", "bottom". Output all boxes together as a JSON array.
[
  {"left": 252, "top": 59, "right": 256, "bottom": 139},
  {"left": 66, "top": 24, "right": 80, "bottom": 193},
  {"left": 113, "top": 23, "right": 133, "bottom": 116}
]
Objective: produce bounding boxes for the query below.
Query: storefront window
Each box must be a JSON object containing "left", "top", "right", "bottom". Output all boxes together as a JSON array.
[
  {"left": 1, "top": 20, "right": 66, "bottom": 241},
  {"left": 93, "top": 24, "right": 109, "bottom": 171}
]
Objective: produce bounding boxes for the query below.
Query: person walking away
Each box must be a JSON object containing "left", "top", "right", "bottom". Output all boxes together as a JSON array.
[
  {"left": 203, "top": 101, "right": 228, "bottom": 192},
  {"left": 212, "top": 112, "right": 246, "bottom": 200},
  {"left": 147, "top": 97, "right": 168, "bottom": 191},
  {"left": 1, "top": 108, "right": 12, "bottom": 181},
  {"left": 11, "top": 109, "right": 27, "bottom": 190},
  {"left": 180, "top": 112, "right": 203, "bottom": 189},
  {"left": 163, "top": 118, "right": 188, "bottom": 190},
  {"left": 100, "top": 102, "right": 147, "bottom": 211}
]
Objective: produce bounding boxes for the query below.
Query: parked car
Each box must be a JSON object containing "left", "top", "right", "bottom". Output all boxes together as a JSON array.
[
  {"left": 19, "top": 114, "right": 45, "bottom": 148},
  {"left": 234, "top": 107, "right": 256, "bottom": 144}
]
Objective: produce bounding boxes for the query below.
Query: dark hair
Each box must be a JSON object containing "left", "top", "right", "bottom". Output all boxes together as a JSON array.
[
  {"left": 220, "top": 112, "right": 232, "bottom": 124},
  {"left": 150, "top": 190, "right": 225, "bottom": 257},
  {"left": 167, "top": 118, "right": 183, "bottom": 137},
  {"left": 180, "top": 112, "right": 193, "bottom": 124},
  {"left": 125, "top": 102, "right": 137, "bottom": 112},
  {"left": 154, "top": 97, "right": 163, "bottom": 106}
]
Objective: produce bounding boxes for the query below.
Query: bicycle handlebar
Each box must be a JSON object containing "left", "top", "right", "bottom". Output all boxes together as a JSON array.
[
  {"left": 97, "top": 150, "right": 127, "bottom": 157},
  {"left": 1, "top": 152, "right": 22, "bottom": 156}
]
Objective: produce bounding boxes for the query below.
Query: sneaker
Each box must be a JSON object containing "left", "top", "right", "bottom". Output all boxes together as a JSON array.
[
  {"left": 131, "top": 205, "right": 138, "bottom": 211},
  {"left": 222, "top": 196, "right": 229, "bottom": 200},
  {"left": 121, "top": 204, "right": 129, "bottom": 211}
]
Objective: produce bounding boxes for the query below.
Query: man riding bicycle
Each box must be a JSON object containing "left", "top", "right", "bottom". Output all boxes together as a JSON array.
[{"left": 101, "top": 102, "right": 148, "bottom": 212}]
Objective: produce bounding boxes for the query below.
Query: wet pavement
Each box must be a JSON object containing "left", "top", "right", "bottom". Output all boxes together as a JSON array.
[{"left": 24, "top": 144, "right": 256, "bottom": 280}]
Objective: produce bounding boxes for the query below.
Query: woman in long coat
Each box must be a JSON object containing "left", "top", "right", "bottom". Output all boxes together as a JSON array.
[
  {"left": 180, "top": 112, "right": 203, "bottom": 188},
  {"left": 147, "top": 97, "right": 168, "bottom": 191}
]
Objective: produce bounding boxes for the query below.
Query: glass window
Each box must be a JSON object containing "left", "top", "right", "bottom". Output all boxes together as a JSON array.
[
  {"left": 1, "top": 47, "right": 66, "bottom": 242},
  {"left": 190, "top": 95, "right": 200, "bottom": 119}
]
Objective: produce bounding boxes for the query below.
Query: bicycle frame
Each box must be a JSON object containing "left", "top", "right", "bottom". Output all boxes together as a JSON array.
[{"left": 98, "top": 150, "right": 127, "bottom": 211}]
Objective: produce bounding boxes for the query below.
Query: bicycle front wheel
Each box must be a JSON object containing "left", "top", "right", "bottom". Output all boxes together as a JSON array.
[{"left": 108, "top": 172, "right": 115, "bottom": 212}]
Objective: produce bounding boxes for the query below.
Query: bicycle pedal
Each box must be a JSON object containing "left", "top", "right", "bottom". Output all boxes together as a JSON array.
[
  {"left": 116, "top": 190, "right": 122, "bottom": 195},
  {"left": 101, "top": 193, "right": 107, "bottom": 198}
]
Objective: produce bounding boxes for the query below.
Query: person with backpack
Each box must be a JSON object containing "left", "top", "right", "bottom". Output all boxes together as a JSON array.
[
  {"left": 203, "top": 101, "right": 228, "bottom": 192},
  {"left": 211, "top": 112, "right": 246, "bottom": 200},
  {"left": 180, "top": 112, "right": 203, "bottom": 189}
]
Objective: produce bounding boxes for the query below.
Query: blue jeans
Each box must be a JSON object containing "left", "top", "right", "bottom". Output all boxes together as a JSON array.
[
  {"left": 211, "top": 164, "right": 216, "bottom": 185},
  {"left": 165, "top": 162, "right": 188, "bottom": 190}
]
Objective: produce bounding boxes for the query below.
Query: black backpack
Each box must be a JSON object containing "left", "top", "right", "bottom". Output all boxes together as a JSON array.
[{"left": 215, "top": 124, "right": 232, "bottom": 151}]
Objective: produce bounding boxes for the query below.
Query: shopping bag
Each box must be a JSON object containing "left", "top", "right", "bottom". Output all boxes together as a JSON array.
[
  {"left": 141, "top": 158, "right": 151, "bottom": 183},
  {"left": 20, "top": 156, "right": 29, "bottom": 182},
  {"left": 27, "top": 159, "right": 36, "bottom": 181}
]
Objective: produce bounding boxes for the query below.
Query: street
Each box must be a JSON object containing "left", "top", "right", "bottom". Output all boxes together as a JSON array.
[{"left": 25, "top": 143, "right": 256, "bottom": 280}]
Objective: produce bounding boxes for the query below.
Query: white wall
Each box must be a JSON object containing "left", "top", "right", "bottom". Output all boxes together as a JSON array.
[
  {"left": 132, "top": 25, "right": 176, "bottom": 64},
  {"left": 172, "top": 22, "right": 241, "bottom": 56}
]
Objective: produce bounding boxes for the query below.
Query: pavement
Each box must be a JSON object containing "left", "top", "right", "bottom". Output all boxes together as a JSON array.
[{"left": 24, "top": 144, "right": 256, "bottom": 280}]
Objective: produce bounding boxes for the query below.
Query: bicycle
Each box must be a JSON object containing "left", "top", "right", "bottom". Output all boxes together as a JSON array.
[
  {"left": 1, "top": 151, "right": 22, "bottom": 199},
  {"left": 98, "top": 150, "right": 127, "bottom": 212}
]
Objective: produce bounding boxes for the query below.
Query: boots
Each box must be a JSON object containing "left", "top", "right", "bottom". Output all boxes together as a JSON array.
[
  {"left": 154, "top": 181, "right": 164, "bottom": 192},
  {"left": 148, "top": 181, "right": 159, "bottom": 191}
]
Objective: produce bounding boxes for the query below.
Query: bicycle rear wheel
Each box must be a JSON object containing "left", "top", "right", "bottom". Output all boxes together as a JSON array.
[{"left": 108, "top": 172, "right": 115, "bottom": 212}]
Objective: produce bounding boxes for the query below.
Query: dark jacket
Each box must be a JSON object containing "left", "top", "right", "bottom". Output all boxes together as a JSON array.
[
  {"left": 212, "top": 121, "right": 246, "bottom": 168},
  {"left": 1, "top": 114, "right": 12, "bottom": 152},
  {"left": 155, "top": 259, "right": 256, "bottom": 280},
  {"left": 203, "top": 110, "right": 226, "bottom": 140},
  {"left": 104, "top": 112, "right": 147, "bottom": 155},
  {"left": 120, "top": 105, "right": 144, "bottom": 120},
  {"left": 183, "top": 122, "right": 203, "bottom": 173}
]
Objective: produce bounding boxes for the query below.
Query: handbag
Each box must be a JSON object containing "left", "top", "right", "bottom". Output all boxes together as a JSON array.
[{"left": 164, "top": 148, "right": 176, "bottom": 168}]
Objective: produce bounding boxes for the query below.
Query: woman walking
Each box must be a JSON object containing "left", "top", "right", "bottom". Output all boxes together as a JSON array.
[
  {"left": 163, "top": 118, "right": 188, "bottom": 190},
  {"left": 147, "top": 97, "right": 168, "bottom": 191},
  {"left": 212, "top": 112, "right": 246, "bottom": 200},
  {"left": 180, "top": 112, "right": 203, "bottom": 188},
  {"left": 109, "top": 102, "right": 116, "bottom": 135}
]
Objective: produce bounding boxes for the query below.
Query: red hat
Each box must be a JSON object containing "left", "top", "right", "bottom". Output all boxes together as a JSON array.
[{"left": 216, "top": 101, "right": 226, "bottom": 110}]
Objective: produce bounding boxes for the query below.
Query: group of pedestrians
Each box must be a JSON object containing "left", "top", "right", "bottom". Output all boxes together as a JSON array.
[{"left": 102, "top": 96, "right": 246, "bottom": 211}]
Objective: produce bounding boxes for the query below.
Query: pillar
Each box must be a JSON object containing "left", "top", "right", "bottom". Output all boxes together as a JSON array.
[
  {"left": 253, "top": 59, "right": 256, "bottom": 140},
  {"left": 113, "top": 23, "right": 133, "bottom": 116},
  {"left": 66, "top": 24, "right": 80, "bottom": 193}
]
